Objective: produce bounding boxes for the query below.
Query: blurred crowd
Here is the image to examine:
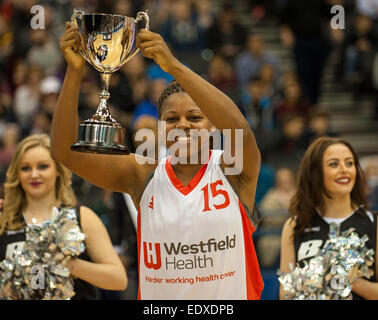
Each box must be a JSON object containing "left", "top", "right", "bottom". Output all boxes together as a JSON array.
[{"left": 0, "top": 0, "right": 377, "bottom": 299}]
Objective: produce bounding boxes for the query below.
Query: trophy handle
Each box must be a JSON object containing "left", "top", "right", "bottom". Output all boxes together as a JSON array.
[
  {"left": 70, "top": 9, "right": 89, "bottom": 62},
  {"left": 135, "top": 11, "right": 150, "bottom": 31},
  {"left": 123, "top": 11, "right": 150, "bottom": 64}
]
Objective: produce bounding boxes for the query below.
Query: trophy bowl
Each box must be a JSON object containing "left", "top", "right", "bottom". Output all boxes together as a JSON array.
[{"left": 70, "top": 9, "right": 149, "bottom": 154}]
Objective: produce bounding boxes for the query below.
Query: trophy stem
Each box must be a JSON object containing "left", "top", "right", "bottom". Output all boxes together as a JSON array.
[
  {"left": 100, "top": 72, "right": 111, "bottom": 98},
  {"left": 91, "top": 72, "right": 115, "bottom": 123}
]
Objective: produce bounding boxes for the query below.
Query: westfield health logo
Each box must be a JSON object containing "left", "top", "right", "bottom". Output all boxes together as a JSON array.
[
  {"left": 143, "top": 242, "right": 162, "bottom": 270},
  {"left": 143, "top": 235, "right": 235, "bottom": 271}
]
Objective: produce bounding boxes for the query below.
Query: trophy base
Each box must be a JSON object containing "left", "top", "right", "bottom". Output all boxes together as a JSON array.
[
  {"left": 71, "top": 122, "right": 130, "bottom": 155},
  {"left": 71, "top": 142, "right": 130, "bottom": 154}
]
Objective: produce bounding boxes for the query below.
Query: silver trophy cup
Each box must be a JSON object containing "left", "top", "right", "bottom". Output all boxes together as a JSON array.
[{"left": 70, "top": 9, "right": 149, "bottom": 154}]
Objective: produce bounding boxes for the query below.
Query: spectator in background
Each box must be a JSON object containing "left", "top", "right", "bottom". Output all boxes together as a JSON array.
[
  {"left": 132, "top": 114, "right": 164, "bottom": 164},
  {"left": 240, "top": 76, "right": 274, "bottom": 133},
  {"left": 107, "top": 66, "right": 138, "bottom": 128},
  {"left": 361, "top": 155, "right": 378, "bottom": 211},
  {"left": 234, "top": 34, "right": 281, "bottom": 90},
  {"left": 355, "top": 0, "right": 378, "bottom": 19},
  {"left": 0, "top": 123, "right": 20, "bottom": 178},
  {"left": 142, "top": 0, "right": 171, "bottom": 32},
  {"left": 130, "top": 78, "right": 168, "bottom": 161},
  {"left": 206, "top": 2, "right": 248, "bottom": 60},
  {"left": 255, "top": 163, "right": 276, "bottom": 205},
  {"left": 112, "top": 0, "right": 134, "bottom": 16},
  {"left": 265, "top": 114, "right": 308, "bottom": 171},
  {"left": 260, "top": 167, "right": 297, "bottom": 212},
  {"left": 119, "top": 53, "right": 148, "bottom": 109},
  {"left": 26, "top": 28, "right": 63, "bottom": 76},
  {"left": 30, "top": 111, "right": 52, "bottom": 135},
  {"left": 259, "top": 63, "right": 281, "bottom": 109},
  {"left": 0, "top": 87, "right": 16, "bottom": 135},
  {"left": 9, "top": 59, "right": 28, "bottom": 94},
  {"left": 303, "top": 109, "right": 339, "bottom": 145},
  {"left": 39, "top": 76, "right": 62, "bottom": 116},
  {"left": 274, "top": 80, "right": 312, "bottom": 126},
  {"left": 279, "top": 0, "right": 332, "bottom": 104},
  {"left": 160, "top": 0, "right": 205, "bottom": 52},
  {"left": 206, "top": 54, "right": 237, "bottom": 97},
  {"left": 10, "top": 0, "right": 35, "bottom": 59},
  {"left": 255, "top": 167, "right": 296, "bottom": 275},
  {"left": 193, "top": 0, "right": 215, "bottom": 32},
  {"left": 13, "top": 64, "right": 44, "bottom": 136},
  {"left": 78, "top": 82, "right": 100, "bottom": 123},
  {"left": 146, "top": 62, "right": 174, "bottom": 83},
  {"left": 0, "top": 14, "right": 13, "bottom": 74},
  {"left": 331, "top": 0, "right": 359, "bottom": 85},
  {"left": 160, "top": 0, "right": 206, "bottom": 73},
  {"left": 278, "top": 70, "right": 298, "bottom": 94},
  {"left": 132, "top": 77, "right": 167, "bottom": 122},
  {"left": 342, "top": 13, "right": 378, "bottom": 95}
]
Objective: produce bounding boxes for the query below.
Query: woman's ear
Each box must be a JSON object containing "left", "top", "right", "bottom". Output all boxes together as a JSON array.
[{"left": 209, "top": 123, "right": 220, "bottom": 150}]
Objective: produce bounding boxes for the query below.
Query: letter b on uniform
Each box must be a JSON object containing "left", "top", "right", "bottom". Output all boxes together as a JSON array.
[{"left": 297, "top": 240, "right": 322, "bottom": 261}]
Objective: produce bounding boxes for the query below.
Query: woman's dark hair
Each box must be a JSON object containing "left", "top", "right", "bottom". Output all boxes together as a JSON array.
[
  {"left": 158, "top": 80, "right": 186, "bottom": 118},
  {"left": 290, "top": 137, "right": 368, "bottom": 237}
]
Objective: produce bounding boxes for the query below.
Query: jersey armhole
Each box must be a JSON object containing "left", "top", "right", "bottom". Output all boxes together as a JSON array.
[
  {"left": 141, "top": 170, "right": 155, "bottom": 195},
  {"left": 219, "top": 165, "right": 262, "bottom": 228}
]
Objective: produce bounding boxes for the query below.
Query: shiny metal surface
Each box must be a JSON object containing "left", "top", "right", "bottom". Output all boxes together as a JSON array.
[
  {"left": 71, "top": 123, "right": 129, "bottom": 154},
  {"left": 70, "top": 10, "right": 149, "bottom": 154}
]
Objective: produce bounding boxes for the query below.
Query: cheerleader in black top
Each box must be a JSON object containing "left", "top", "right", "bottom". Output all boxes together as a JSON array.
[
  {"left": 280, "top": 137, "right": 378, "bottom": 300},
  {"left": 0, "top": 134, "right": 127, "bottom": 299}
]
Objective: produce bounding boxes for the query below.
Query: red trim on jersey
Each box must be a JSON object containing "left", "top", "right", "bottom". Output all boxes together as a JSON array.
[
  {"left": 238, "top": 199, "right": 264, "bottom": 300},
  {"left": 165, "top": 150, "right": 212, "bottom": 195},
  {"left": 137, "top": 207, "right": 141, "bottom": 300}
]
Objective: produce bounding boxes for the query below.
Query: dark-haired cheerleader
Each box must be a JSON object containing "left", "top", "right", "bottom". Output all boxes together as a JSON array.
[{"left": 280, "top": 137, "right": 378, "bottom": 300}]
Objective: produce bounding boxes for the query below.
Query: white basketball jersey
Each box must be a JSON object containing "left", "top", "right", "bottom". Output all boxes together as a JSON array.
[{"left": 138, "top": 150, "right": 263, "bottom": 300}]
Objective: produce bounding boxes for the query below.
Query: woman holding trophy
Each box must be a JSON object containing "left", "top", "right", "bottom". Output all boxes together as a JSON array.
[{"left": 51, "top": 12, "right": 263, "bottom": 299}]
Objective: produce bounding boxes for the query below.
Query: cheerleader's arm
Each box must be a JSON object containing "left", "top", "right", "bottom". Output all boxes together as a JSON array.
[
  {"left": 351, "top": 279, "right": 378, "bottom": 300},
  {"left": 279, "top": 217, "right": 296, "bottom": 300},
  {"left": 351, "top": 221, "right": 378, "bottom": 299},
  {"left": 65, "top": 206, "right": 128, "bottom": 291}
]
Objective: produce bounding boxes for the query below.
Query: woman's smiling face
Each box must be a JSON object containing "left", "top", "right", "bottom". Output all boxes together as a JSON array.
[
  {"left": 322, "top": 143, "right": 357, "bottom": 198},
  {"left": 18, "top": 146, "right": 58, "bottom": 201},
  {"left": 161, "top": 92, "right": 214, "bottom": 162}
]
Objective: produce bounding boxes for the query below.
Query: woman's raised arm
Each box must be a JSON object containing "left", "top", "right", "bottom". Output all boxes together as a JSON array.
[
  {"left": 137, "top": 30, "right": 261, "bottom": 210},
  {"left": 51, "top": 22, "right": 155, "bottom": 201}
]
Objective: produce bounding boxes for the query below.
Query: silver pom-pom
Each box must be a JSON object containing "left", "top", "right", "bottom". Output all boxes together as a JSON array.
[
  {"left": 278, "top": 223, "right": 375, "bottom": 300},
  {"left": 0, "top": 208, "right": 85, "bottom": 300}
]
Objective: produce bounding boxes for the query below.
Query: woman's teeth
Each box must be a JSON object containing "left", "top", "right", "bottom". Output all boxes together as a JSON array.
[
  {"left": 335, "top": 178, "right": 350, "bottom": 184},
  {"left": 177, "top": 136, "right": 192, "bottom": 142}
]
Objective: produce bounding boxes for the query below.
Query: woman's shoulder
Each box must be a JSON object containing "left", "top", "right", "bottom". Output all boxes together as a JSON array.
[
  {"left": 280, "top": 216, "right": 297, "bottom": 246},
  {"left": 76, "top": 206, "right": 98, "bottom": 224},
  {"left": 76, "top": 206, "right": 104, "bottom": 228},
  {"left": 356, "top": 206, "right": 377, "bottom": 224},
  {"left": 282, "top": 216, "right": 297, "bottom": 234}
]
